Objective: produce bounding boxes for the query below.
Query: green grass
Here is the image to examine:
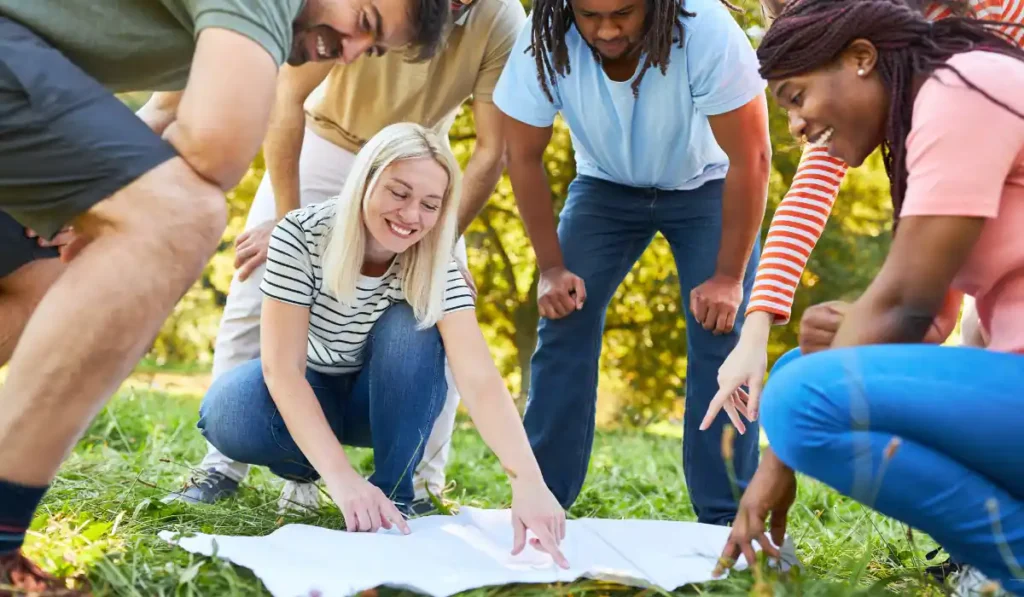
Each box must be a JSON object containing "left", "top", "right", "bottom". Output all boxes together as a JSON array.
[{"left": 25, "top": 378, "right": 952, "bottom": 596}]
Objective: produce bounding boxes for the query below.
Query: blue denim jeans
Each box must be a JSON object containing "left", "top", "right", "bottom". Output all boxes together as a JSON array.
[
  {"left": 198, "top": 303, "right": 448, "bottom": 507},
  {"left": 523, "top": 175, "right": 760, "bottom": 525},
  {"left": 763, "top": 345, "right": 1024, "bottom": 593}
]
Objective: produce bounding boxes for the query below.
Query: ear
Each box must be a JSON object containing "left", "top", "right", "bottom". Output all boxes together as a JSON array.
[{"left": 840, "top": 38, "right": 879, "bottom": 77}]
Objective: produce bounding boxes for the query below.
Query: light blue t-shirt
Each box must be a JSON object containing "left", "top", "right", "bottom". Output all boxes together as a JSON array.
[{"left": 493, "top": 0, "right": 765, "bottom": 190}]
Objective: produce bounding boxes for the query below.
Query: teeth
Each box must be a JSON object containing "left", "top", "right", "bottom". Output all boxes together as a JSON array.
[
  {"left": 809, "top": 127, "right": 834, "bottom": 147},
  {"left": 316, "top": 35, "right": 328, "bottom": 58},
  {"left": 388, "top": 221, "right": 413, "bottom": 237}
]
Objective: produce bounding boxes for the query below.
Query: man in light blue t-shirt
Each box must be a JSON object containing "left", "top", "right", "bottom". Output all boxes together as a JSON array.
[{"left": 493, "top": 0, "right": 771, "bottom": 525}]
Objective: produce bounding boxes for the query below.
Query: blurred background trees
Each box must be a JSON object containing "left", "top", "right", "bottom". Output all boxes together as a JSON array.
[{"left": 127, "top": 0, "right": 893, "bottom": 427}]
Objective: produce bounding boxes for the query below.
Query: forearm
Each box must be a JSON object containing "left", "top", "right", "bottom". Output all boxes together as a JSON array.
[
  {"left": 263, "top": 101, "right": 307, "bottom": 220},
  {"left": 747, "top": 146, "right": 846, "bottom": 323},
  {"left": 265, "top": 371, "right": 355, "bottom": 480},
  {"left": 456, "top": 147, "right": 506, "bottom": 235},
  {"left": 715, "top": 154, "right": 770, "bottom": 281},
  {"left": 508, "top": 158, "right": 564, "bottom": 272},
  {"left": 738, "top": 310, "right": 773, "bottom": 349},
  {"left": 831, "top": 294, "right": 934, "bottom": 348},
  {"left": 460, "top": 371, "right": 545, "bottom": 484}
]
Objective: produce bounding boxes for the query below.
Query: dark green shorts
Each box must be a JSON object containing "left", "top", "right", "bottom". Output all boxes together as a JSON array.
[{"left": 0, "top": 16, "right": 178, "bottom": 277}]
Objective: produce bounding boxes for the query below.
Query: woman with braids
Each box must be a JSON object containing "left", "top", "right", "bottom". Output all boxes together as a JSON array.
[
  {"left": 490, "top": 0, "right": 772, "bottom": 525},
  {"left": 712, "top": 0, "right": 1024, "bottom": 593},
  {"left": 704, "top": 0, "right": 1024, "bottom": 430}
]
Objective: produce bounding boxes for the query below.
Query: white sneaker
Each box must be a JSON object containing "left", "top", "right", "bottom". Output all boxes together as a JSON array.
[
  {"left": 954, "top": 566, "right": 1005, "bottom": 597},
  {"left": 278, "top": 481, "right": 321, "bottom": 515}
]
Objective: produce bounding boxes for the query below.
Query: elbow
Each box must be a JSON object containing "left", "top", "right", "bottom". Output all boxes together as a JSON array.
[
  {"left": 748, "top": 142, "right": 773, "bottom": 183},
  {"left": 169, "top": 122, "right": 257, "bottom": 191},
  {"left": 477, "top": 142, "right": 508, "bottom": 176},
  {"left": 504, "top": 144, "right": 542, "bottom": 176},
  {"left": 261, "top": 357, "right": 300, "bottom": 402}
]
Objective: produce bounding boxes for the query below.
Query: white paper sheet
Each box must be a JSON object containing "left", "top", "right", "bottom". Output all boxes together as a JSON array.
[{"left": 159, "top": 507, "right": 798, "bottom": 597}]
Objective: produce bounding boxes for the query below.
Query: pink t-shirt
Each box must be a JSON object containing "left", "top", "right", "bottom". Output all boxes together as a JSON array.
[{"left": 901, "top": 51, "right": 1024, "bottom": 353}]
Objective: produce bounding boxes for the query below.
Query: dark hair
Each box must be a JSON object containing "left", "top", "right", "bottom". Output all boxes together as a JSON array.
[
  {"left": 761, "top": 0, "right": 969, "bottom": 21},
  {"left": 757, "top": 0, "right": 1024, "bottom": 217},
  {"left": 528, "top": 0, "right": 739, "bottom": 101},
  {"left": 406, "top": 0, "right": 453, "bottom": 61}
]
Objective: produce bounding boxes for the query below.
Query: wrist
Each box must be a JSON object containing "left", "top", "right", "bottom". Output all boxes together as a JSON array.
[
  {"left": 711, "top": 269, "right": 743, "bottom": 284},
  {"left": 741, "top": 311, "right": 774, "bottom": 342},
  {"left": 322, "top": 458, "right": 360, "bottom": 485},
  {"left": 505, "top": 463, "right": 545, "bottom": 489}
]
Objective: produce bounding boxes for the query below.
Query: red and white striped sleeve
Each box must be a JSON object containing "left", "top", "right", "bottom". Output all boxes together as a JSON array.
[
  {"left": 992, "top": 0, "right": 1024, "bottom": 48},
  {"left": 746, "top": 146, "right": 847, "bottom": 324},
  {"left": 925, "top": 0, "right": 1024, "bottom": 47}
]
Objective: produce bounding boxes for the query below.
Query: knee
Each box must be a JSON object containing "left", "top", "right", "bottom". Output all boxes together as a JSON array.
[
  {"left": 535, "top": 307, "right": 603, "bottom": 354},
  {"left": 159, "top": 161, "right": 228, "bottom": 254},
  {"left": 371, "top": 303, "right": 443, "bottom": 362},
  {"left": 197, "top": 360, "right": 263, "bottom": 458},
  {"left": 769, "top": 347, "right": 803, "bottom": 376},
  {"left": 99, "top": 158, "right": 228, "bottom": 260},
  {"left": 759, "top": 353, "right": 835, "bottom": 469}
]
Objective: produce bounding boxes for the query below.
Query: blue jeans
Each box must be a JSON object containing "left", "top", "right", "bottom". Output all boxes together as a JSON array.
[
  {"left": 763, "top": 345, "right": 1024, "bottom": 593},
  {"left": 523, "top": 175, "right": 760, "bottom": 525},
  {"left": 198, "top": 303, "right": 449, "bottom": 507}
]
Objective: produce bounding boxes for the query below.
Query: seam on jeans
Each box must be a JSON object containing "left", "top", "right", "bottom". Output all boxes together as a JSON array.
[{"left": 571, "top": 231, "right": 650, "bottom": 500}]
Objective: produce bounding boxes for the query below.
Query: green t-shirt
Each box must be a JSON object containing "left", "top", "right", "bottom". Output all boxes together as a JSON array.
[{"left": 0, "top": 0, "right": 306, "bottom": 92}]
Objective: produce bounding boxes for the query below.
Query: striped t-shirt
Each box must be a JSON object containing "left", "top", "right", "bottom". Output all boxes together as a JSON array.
[
  {"left": 747, "top": 0, "right": 1024, "bottom": 323},
  {"left": 260, "top": 201, "right": 476, "bottom": 374}
]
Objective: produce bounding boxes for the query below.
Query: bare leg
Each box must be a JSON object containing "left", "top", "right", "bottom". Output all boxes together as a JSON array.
[
  {"left": 0, "top": 259, "right": 65, "bottom": 366},
  {"left": 0, "top": 158, "right": 226, "bottom": 486}
]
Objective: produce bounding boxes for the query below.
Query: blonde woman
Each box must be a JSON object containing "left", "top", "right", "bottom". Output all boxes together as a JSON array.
[{"left": 198, "top": 123, "right": 568, "bottom": 566}]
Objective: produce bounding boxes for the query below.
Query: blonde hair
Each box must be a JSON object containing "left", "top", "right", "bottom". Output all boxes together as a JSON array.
[{"left": 320, "top": 123, "right": 462, "bottom": 329}]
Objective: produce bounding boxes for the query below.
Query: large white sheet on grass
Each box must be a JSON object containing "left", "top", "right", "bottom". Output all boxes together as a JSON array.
[{"left": 160, "top": 507, "right": 798, "bottom": 597}]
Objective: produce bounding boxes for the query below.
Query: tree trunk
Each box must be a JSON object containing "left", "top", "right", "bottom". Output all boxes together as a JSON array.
[{"left": 512, "top": 269, "right": 540, "bottom": 413}]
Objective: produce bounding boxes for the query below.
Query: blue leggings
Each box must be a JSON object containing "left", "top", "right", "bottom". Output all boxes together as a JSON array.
[{"left": 762, "top": 345, "right": 1024, "bottom": 593}]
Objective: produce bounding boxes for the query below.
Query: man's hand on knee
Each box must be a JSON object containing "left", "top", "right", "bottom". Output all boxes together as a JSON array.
[
  {"left": 25, "top": 226, "right": 87, "bottom": 263},
  {"left": 235, "top": 221, "right": 276, "bottom": 281}
]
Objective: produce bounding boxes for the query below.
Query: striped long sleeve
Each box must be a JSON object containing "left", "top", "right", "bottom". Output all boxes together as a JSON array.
[
  {"left": 925, "top": 0, "right": 1024, "bottom": 47},
  {"left": 747, "top": 0, "right": 1023, "bottom": 324},
  {"left": 746, "top": 146, "right": 847, "bottom": 324}
]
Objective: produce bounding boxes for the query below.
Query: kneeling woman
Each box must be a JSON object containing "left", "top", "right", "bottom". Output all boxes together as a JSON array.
[
  {"left": 199, "top": 123, "right": 568, "bottom": 565},
  {"left": 716, "top": 0, "right": 1024, "bottom": 592}
]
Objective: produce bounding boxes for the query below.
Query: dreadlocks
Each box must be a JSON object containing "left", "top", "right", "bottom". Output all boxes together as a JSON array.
[
  {"left": 757, "top": 0, "right": 1024, "bottom": 217},
  {"left": 528, "top": 0, "right": 739, "bottom": 101}
]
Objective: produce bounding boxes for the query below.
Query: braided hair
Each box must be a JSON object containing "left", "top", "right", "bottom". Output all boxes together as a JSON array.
[
  {"left": 757, "top": 0, "right": 1024, "bottom": 217},
  {"left": 528, "top": 0, "right": 739, "bottom": 101}
]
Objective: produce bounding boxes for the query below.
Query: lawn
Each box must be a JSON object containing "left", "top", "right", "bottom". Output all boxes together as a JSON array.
[{"left": 24, "top": 371, "right": 950, "bottom": 596}]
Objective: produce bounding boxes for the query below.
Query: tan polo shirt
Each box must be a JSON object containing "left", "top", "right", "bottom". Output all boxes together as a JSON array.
[{"left": 305, "top": 0, "right": 527, "bottom": 153}]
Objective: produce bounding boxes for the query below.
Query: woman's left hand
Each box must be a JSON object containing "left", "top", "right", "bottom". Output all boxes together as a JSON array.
[
  {"left": 509, "top": 476, "right": 569, "bottom": 569},
  {"left": 714, "top": 449, "right": 797, "bottom": 577}
]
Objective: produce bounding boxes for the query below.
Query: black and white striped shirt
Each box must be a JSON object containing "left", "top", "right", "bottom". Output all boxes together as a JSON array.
[{"left": 260, "top": 201, "right": 475, "bottom": 374}]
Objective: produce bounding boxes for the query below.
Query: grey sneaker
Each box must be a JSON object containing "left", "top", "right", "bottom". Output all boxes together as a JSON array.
[{"left": 162, "top": 469, "right": 240, "bottom": 505}]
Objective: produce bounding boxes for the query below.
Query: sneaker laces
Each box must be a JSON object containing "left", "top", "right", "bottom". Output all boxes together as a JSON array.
[{"left": 192, "top": 470, "right": 231, "bottom": 493}]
